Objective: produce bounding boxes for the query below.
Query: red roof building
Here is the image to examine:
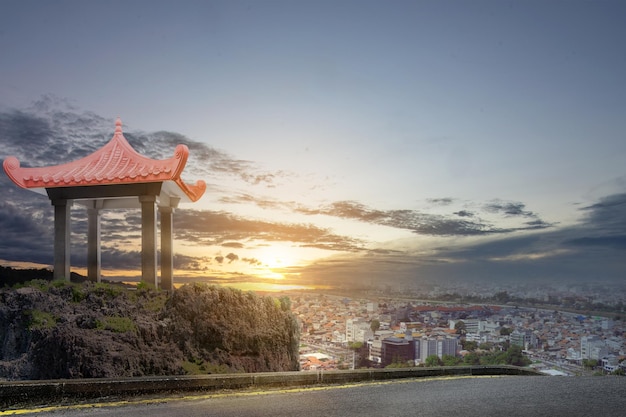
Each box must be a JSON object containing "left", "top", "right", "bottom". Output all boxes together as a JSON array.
[{"left": 3, "top": 118, "right": 206, "bottom": 289}]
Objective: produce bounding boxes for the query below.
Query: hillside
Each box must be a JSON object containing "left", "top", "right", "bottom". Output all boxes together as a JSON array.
[{"left": 0, "top": 280, "right": 300, "bottom": 380}]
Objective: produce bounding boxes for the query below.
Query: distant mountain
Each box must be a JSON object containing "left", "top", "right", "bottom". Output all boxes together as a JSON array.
[
  {"left": 0, "top": 265, "right": 89, "bottom": 288},
  {"left": 0, "top": 280, "right": 300, "bottom": 380}
]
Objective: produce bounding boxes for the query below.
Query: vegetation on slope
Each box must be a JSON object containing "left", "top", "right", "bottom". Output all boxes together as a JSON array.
[{"left": 0, "top": 280, "right": 300, "bottom": 380}]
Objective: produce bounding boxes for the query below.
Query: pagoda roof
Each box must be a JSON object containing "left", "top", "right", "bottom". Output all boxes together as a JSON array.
[{"left": 3, "top": 118, "right": 206, "bottom": 204}]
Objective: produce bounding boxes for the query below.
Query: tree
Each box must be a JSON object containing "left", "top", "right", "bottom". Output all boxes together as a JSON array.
[
  {"left": 278, "top": 296, "right": 291, "bottom": 312},
  {"left": 504, "top": 345, "right": 530, "bottom": 367},
  {"left": 583, "top": 359, "right": 599, "bottom": 369},
  {"left": 425, "top": 355, "right": 442, "bottom": 367},
  {"left": 478, "top": 342, "right": 493, "bottom": 351},
  {"left": 348, "top": 341, "right": 363, "bottom": 350},
  {"left": 463, "top": 352, "right": 481, "bottom": 365},
  {"left": 461, "top": 340, "right": 478, "bottom": 351},
  {"left": 442, "top": 355, "right": 461, "bottom": 366},
  {"left": 495, "top": 291, "right": 510, "bottom": 303},
  {"left": 454, "top": 320, "right": 466, "bottom": 335},
  {"left": 370, "top": 319, "right": 380, "bottom": 333}
]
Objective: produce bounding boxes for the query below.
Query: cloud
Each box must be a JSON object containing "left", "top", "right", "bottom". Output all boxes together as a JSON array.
[
  {"left": 426, "top": 198, "right": 454, "bottom": 206},
  {"left": 297, "top": 192, "right": 626, "bottom": 287},
  {"left": 564, "top": 236, "right": 626, "bottom": 249},
  {"left": 578, "top": 193, "right": 626, "bottom": 234},
  {"left": 173, "top": 209, "right": 365, "bottom": 252},
  {"left": 219, "top": 195, "right": 554, "bottom": 237},
  {"left": 1, "top": 99, "right": 622, "bottom": 288},
  {"left": 295, "top": 200, "right": 552, "bottom": 236},
  {"left": 0, "top": 200, "right": 54, "bottom": 265},
  {"left": 242, "top": 257, "right": 262, "bottom": 266},
  {"left": 0, "top": 98, "right": 293, "bottom": 194},
  {"left": 221, "top": 241, "right": 245, "bottom": 249},
  {"left": 1, "top": 100, "right": 350, "bottom": 271},
  {"left": 483, "top": 200, "right": 538, "bottom": 218}
]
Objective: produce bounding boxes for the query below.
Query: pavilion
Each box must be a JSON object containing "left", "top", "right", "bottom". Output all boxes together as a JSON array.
[{"left": 2, "top": 118, "right": 206, "bottom": 290}]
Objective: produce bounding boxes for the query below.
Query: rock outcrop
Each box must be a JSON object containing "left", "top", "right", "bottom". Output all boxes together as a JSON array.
[{"left": 0, "top": 281, "right": 300, "bottom": 380}]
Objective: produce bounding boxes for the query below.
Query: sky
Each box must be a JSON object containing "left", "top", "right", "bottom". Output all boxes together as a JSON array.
[{"left": 1, "top": 0, "right": 625, "bottom": 292}]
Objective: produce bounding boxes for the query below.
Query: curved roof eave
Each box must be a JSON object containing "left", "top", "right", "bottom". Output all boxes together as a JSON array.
[{"left": 2, "top": 118, "right": 206, "bottom": 203}]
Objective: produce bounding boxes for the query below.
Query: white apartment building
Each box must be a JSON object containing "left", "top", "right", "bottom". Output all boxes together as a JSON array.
[
  {"left": 449, "top": 319, "right": 480, "bottom": 334},
  {"left": 346, "top": 318, "right": 373, "bottom": 343},
  {"left": 416, "top": 336, "right": 459, "bottom": 363},
  {"left": 581, "top": 335, "right": 608, "bottom": 360},
  {"left": 368, "top": 339, "right": 383, "bottom": 364}
]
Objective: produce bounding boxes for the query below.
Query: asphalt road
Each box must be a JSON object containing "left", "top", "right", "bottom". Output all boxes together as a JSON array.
[{"left": 11, "top": 376, "right": 626, "bottom": 417}]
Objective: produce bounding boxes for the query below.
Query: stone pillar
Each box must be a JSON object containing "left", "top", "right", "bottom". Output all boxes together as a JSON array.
[
  {"left": 87, "top": 206, "right": 102, "bottom": 283},
  {"left": 159, "top": 205, "right": 175, "bottom": 291},
  {"left": 52, "top": 199, "right": 72, "bottom": 281},
  {"left": 139, "top": 195, "right": 158, "bottom": 288}
]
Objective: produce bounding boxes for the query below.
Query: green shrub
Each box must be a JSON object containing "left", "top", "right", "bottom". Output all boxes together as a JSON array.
[
  {"left": 94, "top": 282, "right": 123, "bottom": 297},
  {"left": 26, "top": 279, "right": 50, "bottom": 292},
  {"left": 142, "top": 293, "right": 168, "bottom": 312},
  {"left": 27, "top": 310, "right": 58, "bottom": 330},
  {"left": 51, "top": 280, "right": 68, "bottom": 289},
  {"left": 182, "top": 358, "right": 230, "bottom": 375},
  {"left": 136, "top": 281, "right": 155, "bottom": 291},
  {"left": 95, "top": 316, "right": 137, "bottom": 333},
  {"left": 71, "top": 285, "right": 86, "bottom": 303}
]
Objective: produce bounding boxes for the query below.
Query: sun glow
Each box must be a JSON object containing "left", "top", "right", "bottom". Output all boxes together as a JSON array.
[
  {"left": 257, "top": 245, "right": 297, "bottom": 270},
  {"left": 258, "top": 269, "right": 286, "bottom": 280}
]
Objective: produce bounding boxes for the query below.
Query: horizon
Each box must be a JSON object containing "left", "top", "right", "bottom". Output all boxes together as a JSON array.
[{"left": 1, "top": 1, "right": 625, "bottom": 293}]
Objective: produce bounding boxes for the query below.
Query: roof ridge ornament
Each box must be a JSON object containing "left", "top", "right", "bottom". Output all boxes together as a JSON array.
[{"left": 115, "top": 117, "right": 123, "bottom": 135}]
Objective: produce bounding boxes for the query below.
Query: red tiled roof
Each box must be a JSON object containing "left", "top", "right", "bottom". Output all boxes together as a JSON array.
[{"left": 3, "top": 118, "right": 205, "bottom": 202}]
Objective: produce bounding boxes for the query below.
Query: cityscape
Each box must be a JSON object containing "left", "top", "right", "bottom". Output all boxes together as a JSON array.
[{"left": 289, "top": 281, "right": 625, "bottom": 376}]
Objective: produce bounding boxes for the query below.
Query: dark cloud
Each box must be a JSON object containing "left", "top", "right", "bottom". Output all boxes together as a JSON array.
[
  {"left": 100, "top": 248, "right": 141, "bottom": 270},
  {"left": 222, "top": 241, "right": 245, "bottom": 249},
  {"left": 173, "top": 209, "right": 364, "bottom": 252},
  {"left": 0, "top": 200, "right": 53, "bottom": 265},
  {"left": 296, "top": 200, "right": 551, "bottom": 236},
  {"left": 483, "top": 200, "right": 537, "bottom": 218},
  {"left": 122, "top": 129, "right": 294, "bottom": 189},
  {"left": 564, "top": 236, "right": 626, "bottom": 249},
  {"left": 173, "top": 254, "right": 213, "bottom": 271},
  {"left": 0, "top": 101, "right": 326, "bottom": 271},
  {"left": 578, "top": 193, "right": 626, "bottom": 233},
  {"left": 242, "top": 257, "right": 262, "bottom": 266},
  {"left": 0, "top": 99, "right": 291, "bottom": 196},
  {"left": 298, "top": 192, "right": 626, "bottom": 287},
  {"left": 220, "top": 195, "right": 553, "bottom": 237},
  {"left": 426, "top": 198, "right": 454, "bottom": 206},
  {"left": 557, "top": 193, "right": 626, "bottom": 251}
]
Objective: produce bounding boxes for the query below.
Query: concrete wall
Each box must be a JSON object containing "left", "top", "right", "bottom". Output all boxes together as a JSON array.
[{"left": 1, "top": 366, "right": 542, "bottom": 408}]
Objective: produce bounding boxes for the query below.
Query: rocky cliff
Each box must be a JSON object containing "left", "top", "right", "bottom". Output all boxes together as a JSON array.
[{"left": 0, "top": 280, "right": 300, "bottom": 380}]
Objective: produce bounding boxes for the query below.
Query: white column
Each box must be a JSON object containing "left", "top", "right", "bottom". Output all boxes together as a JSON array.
[
  {"left": 87, "top": 205, "right": 102, "bottom": 283},
  {"left": 139, "top": 195, "right": 158, "bottom": 287},
  {"left": 52, "top": 199, "right": 72, "bottom": 281},
  {"left": 159, "top": 205, "right": 175, "bottom": 291}
]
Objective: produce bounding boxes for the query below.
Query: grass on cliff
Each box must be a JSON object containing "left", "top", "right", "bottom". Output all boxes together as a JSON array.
[
  {"left": 95, "top": 316, "right": 137, "bottom": 333},
  {"left": 26, "top": 309, "right": 58, "bottom": 330}
]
